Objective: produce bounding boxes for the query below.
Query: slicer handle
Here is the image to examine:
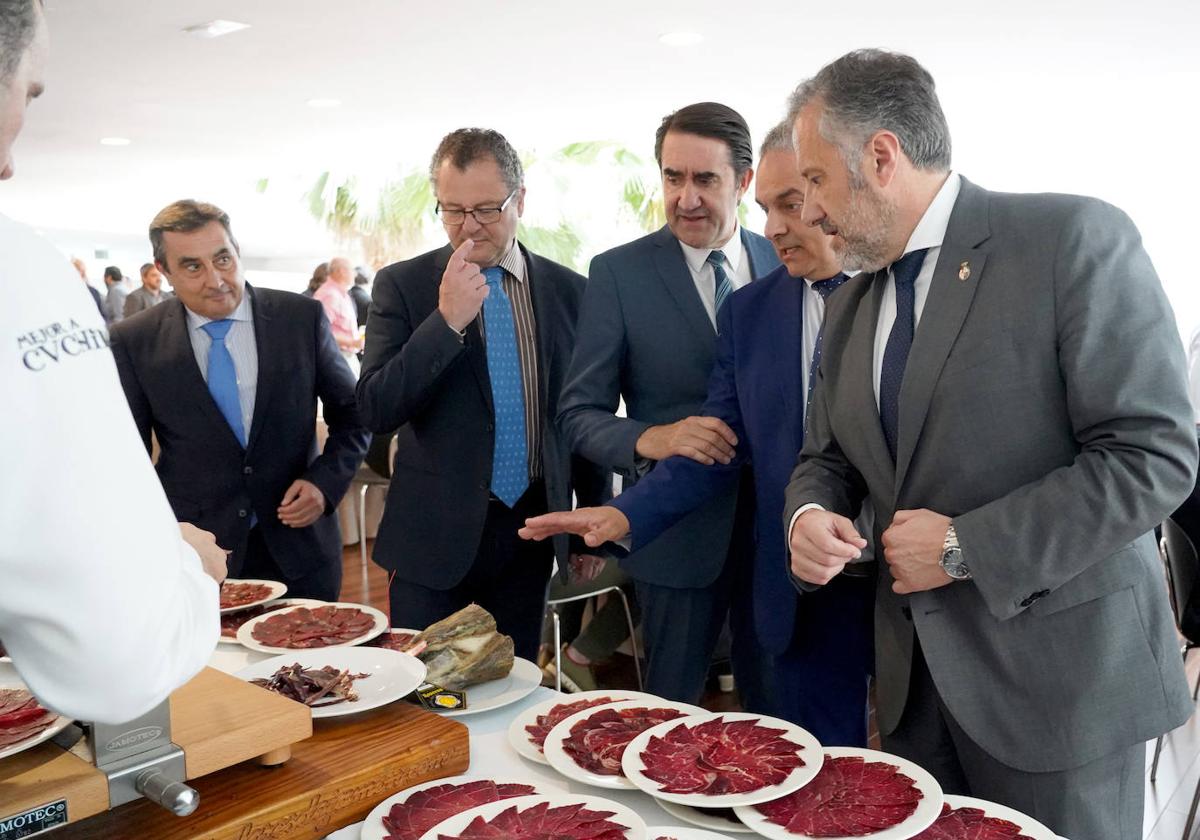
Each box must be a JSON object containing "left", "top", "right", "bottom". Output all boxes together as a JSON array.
[{"left": 136, "top": 768, "right": 200, "bottom": 816}]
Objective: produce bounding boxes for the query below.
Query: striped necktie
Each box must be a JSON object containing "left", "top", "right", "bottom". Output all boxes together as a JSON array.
[
  {"left": 804, "top": 273, "right": 849, "bottom": 430},
  {"left": 481, "top": 266, "right": 529, "bottom": 507},
  {"left": 879, "top": 249, "right": 930, "bottom": 460},
  {"left": 707, "top": 250, "right": 733, "bottom": 316}
]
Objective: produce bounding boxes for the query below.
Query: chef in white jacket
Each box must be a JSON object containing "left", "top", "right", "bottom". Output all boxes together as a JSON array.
[{"left": 0, "top": 0, "right": 224, "bottom": 725}]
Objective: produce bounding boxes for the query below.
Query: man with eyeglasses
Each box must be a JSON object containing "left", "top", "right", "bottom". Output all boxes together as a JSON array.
[{"left": 358, "top": 128, "right": 609, "bottom": 659}]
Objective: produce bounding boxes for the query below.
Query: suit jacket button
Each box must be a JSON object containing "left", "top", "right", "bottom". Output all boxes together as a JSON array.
[
  {"left": 1019, "top": 595, "right": 1034, "bottom": 607},
  {"left": 431, "top": 360, "right": 441, "bottom": 373},
  {"left": 238, "top": 509, "right": 248, "bottom": 518},
  {"left": 243, "top": 466, "right": 253, "bottom": 475},
  {"left": 479, "top": 481, "right": 488, "bottom": 491},
  {"left": 486, "top": 422, "right": 494, "bottom": 433}
]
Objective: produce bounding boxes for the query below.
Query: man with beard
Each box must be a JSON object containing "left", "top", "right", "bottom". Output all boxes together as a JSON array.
[
  {"left": 783, "top": 49, "right": 1194, "bottom": 839},
  {"left": 123, "top": 262, "right": 173, "bottom": 318}
]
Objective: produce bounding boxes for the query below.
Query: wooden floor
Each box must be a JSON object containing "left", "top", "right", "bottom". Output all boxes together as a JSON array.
[{"left": 337, "top": 541, "right": 1200, "bottom": 840}]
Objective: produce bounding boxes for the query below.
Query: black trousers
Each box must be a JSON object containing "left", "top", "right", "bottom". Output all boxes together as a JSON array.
[
  {"left": 236, "top": 525, "right": 342, "bottom": 602},
  {"left": 388, "top": 481, "right": 553, "bottom": 661}
]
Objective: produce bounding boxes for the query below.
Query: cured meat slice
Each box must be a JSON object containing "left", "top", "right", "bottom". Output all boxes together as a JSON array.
[
  {"left": 368, "top": 630, "right": 421, "bottom": 652},
  {"left": 382, "top": 780, "right": 536, "bottom": 840},
  {"left": 220, "top": 581, "right": 275, "bottom": 609},
  {"left": 754, "top": 755, "right": 922, "bottom": 837},
  {"left": 525, "top": 696, "right": 619, "bottom": 753},
  {"left": 251, "top": 605, "right": 375, "bottom": 648},
  {"left": 561, "top": 706, "right": 689, "bottom": 776},
  {"left": 912, "top": 803, "right": 1035, "bottom": 839},
  {"left": 221, "top": 603, "right": 282, "bottom": 639},
  {"left": 638, "top": 716, "right": 805, "bottom": 795},
  {"left": 0, "top": 689, "right": 54, "bottom": 749},
  {"left": 436, "top": 801, "right": 630, "bottom": 839}
]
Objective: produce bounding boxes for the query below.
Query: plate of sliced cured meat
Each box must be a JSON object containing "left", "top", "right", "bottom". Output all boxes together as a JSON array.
[
  {"left": 417, "top": 792, "right": 647, "bottom": 840},
  {"left": 655, "top": 801, "right": 754, "bottom": 834},
  {"left": 360, "top": 774, "right": 564, "bottom": 840},
  {"left": 622, "top": 712, "right": 823, "bottom": 808},
  {"left": 542, "top": 698, "right": 706, "bottom": 790},
  {"left": 508, "top": 689, "right": 661, "bottom": 765},
  {"left": 0, "top": 664, "right": 72, "bottom": 761},
  {"left": 220, "top": 598, "right": 324, "bottom": 644},
  {"left": 733, "top": 746, "right": 943, "bottom": 839},
  {"left": 909, "top": 795, "right": 1055, "bottom": 840},
  {"left": 235, "top": 647, "right": 425, "bottom": 719},
  {"left": 366, "top": 627, "right": 423, "bottom": 653},
  {"left": 219, "top": 578, "right": 288, "bottom": 614},
  {"left": 646, "top": 827, "right": 739, "bottom": 840},
  {"left": 237, "top": 601, "right": 388, "bottom": 654}
]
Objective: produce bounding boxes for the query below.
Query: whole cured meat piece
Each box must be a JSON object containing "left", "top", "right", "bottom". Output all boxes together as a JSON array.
[
  {"left": 912, "top": 803, "right": 1035, "bottom": 839},
  {"left": 437, "top": 801, "right": 630, "bottom": 839},
  {"left": 562, "top": 706, "right": 689, "bottom": 776},
  {"left": 382, "top": 780, "right": 536, "bottom": 840},
  {"left": 220, "top": 581, "right": 274, "bottom": 609},
  {"left": 639, "top": 716, "right": 805, "bottom": 795},
  {"left": 754, "top": 755, "right": 923, "bottom": 837},
  {"left": 251, "top": 605, "right": 375, "bottom": 648},
  {"left": 415, "top": 604, "right": 515, "bottom": 691},
  {"left": 525, "top": 697, "right": 618, "bottom": 753}
]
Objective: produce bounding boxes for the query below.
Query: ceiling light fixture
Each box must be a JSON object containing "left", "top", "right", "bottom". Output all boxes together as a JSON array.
[
  {"left": 659, "top": 32, "right": 704, "bottom": 46},
  {"left": 99, "top": 137, "right": 131, "bottom": 146},
  {"left": 306, "top": 98, "right": 342, "bottom": 109},
  {"left": 183, "top": 19, "right": 250, "bottom": 39}
]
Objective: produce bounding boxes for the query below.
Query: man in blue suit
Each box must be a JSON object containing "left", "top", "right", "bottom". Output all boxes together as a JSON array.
[
  {"left": 557, "top": 102, "right": 782, "bottom": 707},
  {"left": 525, "top": 123, "right": 874, "bottom": 745}
]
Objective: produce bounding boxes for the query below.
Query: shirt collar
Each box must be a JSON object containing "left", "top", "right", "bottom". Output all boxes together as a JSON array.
[
  {"left": 494, "top": 239, "right": 527, "bottom": 283},
  {"left": 901, "top": 171, "right": 961, "bottom": 256},
  {"left": 678, "top": 224, "right": 745, "bottom": 276},
  {"left": 185, "top": 287, "right": 253, "bottom": 331}
]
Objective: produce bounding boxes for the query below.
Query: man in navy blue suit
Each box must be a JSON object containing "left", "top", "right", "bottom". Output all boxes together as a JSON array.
[{"left": 524, "top": 123, "right": 874, "bottom": 745}]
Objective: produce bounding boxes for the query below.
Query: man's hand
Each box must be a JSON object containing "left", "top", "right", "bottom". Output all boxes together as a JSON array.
[
  {"left": 789, "top": 508, "right": 866, "bottom": 586},
  {"left": 179, "top": 522, "right": 229, "bottom": 584},
  {"left": 568, "top": 553, "right": 608, "bottom": 583},
  {"left": 278, "top": 479, "right": 327, "bottom": 528},
  {"left": 519, "top": 506, "right": 631, "bottom": 547},
  {"left": 635, "top": 416, "right": 738, "bottom": 465},
  {"left": 882, "top": 508, "right": 953, "bottom": 594},
  {"left": 438, "top": 238, "right": 488, "bottom": 332}
]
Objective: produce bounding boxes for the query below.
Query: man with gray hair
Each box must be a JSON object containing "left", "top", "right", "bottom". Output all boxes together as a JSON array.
[
  {"left": 783, "top": 49, "right": 1194, "bottom": 838},
  {"left": 358, "top": 128, "right": 608, "bottom": 659}
]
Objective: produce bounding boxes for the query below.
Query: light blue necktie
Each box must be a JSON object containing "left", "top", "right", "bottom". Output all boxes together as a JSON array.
[
  {"left": 201, "top": 319, "right": 246, "bottom": 447},
  {"left": 707, "top": 250, "right": 733, "bottom": 316},
  {"left": 482, "top": 267, "right": 529, "bottom": 507},
  {"left": 804, "top": 273, "right": 849, "bottom": 431},
  {"left": 879, "top": 249, "right": 930, "bottom": 461}
]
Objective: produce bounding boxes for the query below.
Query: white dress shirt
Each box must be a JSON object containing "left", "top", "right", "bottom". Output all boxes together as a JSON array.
[
  {"left": 1187, "top": 326, "right": 1200, "bottom": 426},
  {"left": 185, "top": 291, "right": 258, "bottom": 438},
  {"left": 678, "top": 225, "right": 752, "bottom": 328}
]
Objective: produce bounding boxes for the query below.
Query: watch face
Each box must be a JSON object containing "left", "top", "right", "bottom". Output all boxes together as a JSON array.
[{"left": 941, "top": 549, "right": 969, "bottom": 580}]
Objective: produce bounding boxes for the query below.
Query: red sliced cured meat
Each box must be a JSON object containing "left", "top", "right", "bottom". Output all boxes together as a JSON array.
[
  {"left": 638, "top": 716, "right": 805, "bottom": 795},
  {"left": 220, "top": 581, "right": 275, "bottom": 609},
  {"left": 912, "top": 803, "right": 1035, "bottom": 839},
  {"left": 436, "top": 801, "right": 630, "bottom": 839},
  {"left": 0, "top": 689, "right": 54, "bottom": 749},
  {"left": 754, "top": 755, "right": 922, "bottom": 837},
  {"left": 367, "top": 631, "right": 421, "bottom": 652},
  {"left": 382, "top": 780, "right": 536, "bottom": 840},
  {"left": 561, "top": 706, "right": 689, "bottom": 776},
  {"left": 525, "top": 697, "right": 619, "bottom": 753},
  {"left": 251, "top": 605, "right": 375, "bottom": 648},
  {"left": 221, "top": 603, "right": 282, "bottom": 639}
]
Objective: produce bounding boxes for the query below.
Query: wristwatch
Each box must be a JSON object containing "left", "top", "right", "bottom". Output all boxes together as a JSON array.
[{"left": 940, "top": 522, "right": 971, "bottom": 580}]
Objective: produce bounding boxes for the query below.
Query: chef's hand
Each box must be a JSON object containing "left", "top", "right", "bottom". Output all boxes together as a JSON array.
[
  {"left": 568, "top": 553, "right": 608, "bottom": 583},
  {"left": 439, "top": 238, "right": 488, "bottom": 332},
  {"left": 882, "top": 508, "right": 953, "bottom": 594},
  {"left": 179, "top": 522, "right": 228, "bottom": 584},
  {"left": 519, "top": 506, "right": 630, "bottom": 548},
  {"left": 788, "top": 508, "right": 866, "bottom": 586},
  {"left": 278, "top": 479, "right": 326, "bottom": 528}
]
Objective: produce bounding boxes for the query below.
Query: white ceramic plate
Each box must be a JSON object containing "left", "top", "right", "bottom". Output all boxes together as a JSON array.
[
  {"left": 0, "top": 662, "right": 73, "bottom": 761},
  {"left": 218, "top": 578, "right": 289, "bottom": 614},
  {"left": 623, "top": 712, "right": 824, "bottom": 807},
  {"left": 236, "top": 601, "right": 388, "bottom": 654},
  {"left": 733, "top": 746, "right": 943, "bottom": 840},
  {"left": 360, "top": 773, "right": 564, "bottom": 840},
  {"left": 939, "top": 794, "right": 1058, "bottom": 840},
  {"left": 646, "top": 826, "right": 738, "bottom": 840},
  {"left": 433, "top": 656, "right": 543, "bottom": 718},
  {"left": 234, "top": 646, "right": 425, "bottom": 719},
  {"left": 219, "top": 598, "right": 325, "bottom": 645},
  {"left": 656, "top": 800, "right": 754, "bottom": 834},
  {"left": 418, "top": 792, "right": 647, "bottom": 840},
  {"left": 508, "top": 689, "right": 662, "bottom": 765},
  {"left": 543, "top": 698, "right": 706, "bottom": 790}
]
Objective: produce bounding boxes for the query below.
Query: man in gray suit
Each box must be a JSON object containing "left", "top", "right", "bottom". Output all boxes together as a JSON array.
[
  {"left": 123, "top": 262, "right": 173, "bottom": 319},
  {"left": 102, "top": 264, "right": 129, "bottom": 324},
  {"left": 784, "top": 50, "right": 1195, "bottom": 839},
  {"left": 559, "top": 102, "right": 781, "bottom": 705}
]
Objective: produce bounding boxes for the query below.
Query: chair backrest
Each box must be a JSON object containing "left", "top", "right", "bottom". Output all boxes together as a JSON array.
[{"left": 1162, "top": 517, "right": 1200, "bottom": 630}]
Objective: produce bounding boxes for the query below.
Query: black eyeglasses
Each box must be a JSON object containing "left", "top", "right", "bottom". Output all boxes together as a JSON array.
[{"left": 436, "top": 190, "right": 517, "bottom": 226}]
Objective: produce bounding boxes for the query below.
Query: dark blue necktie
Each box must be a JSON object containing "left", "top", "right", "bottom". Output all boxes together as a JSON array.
[
  {"left": 707, "top": 250, "right": 733, "bottom": 316},
  {"left": 201, "top": 319, "right": 246, "bottom": 447},
  {"left": 804, "top": 273, "right": 849, "bottom": 430},
  {"left": 879, "top": 249, "right": 930, "bottom": 461},
  {"left": 482, "top": 266, "right": 529, "bottom": 507}
]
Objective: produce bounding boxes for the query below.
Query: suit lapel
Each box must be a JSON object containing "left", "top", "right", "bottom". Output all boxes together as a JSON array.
[
  {"left": 522, "top": 247, "right": 553, "bottom": 422},
  {"left": 894, "top": 180, "right": 991, "bottom": 491},
  {"left": 164, "top": 298, "right": 244, "bottom": 449},
  {"left": 849, "top": 273, "right": 897, "bottom": 491},
  {"left": 741, "top": 228, "right": 777, "bottom": 280},
  {"left": 245, "top": 285, "right": 273, "bottom": 452},
  {"left": 653, "top": 226, "right": 715, "bottom": 343},
  {"left": 774, "top": 275, "right": 803, "bottom": 433}
]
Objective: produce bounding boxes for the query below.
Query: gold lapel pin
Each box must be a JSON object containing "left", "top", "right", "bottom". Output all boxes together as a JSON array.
[{"left": 958, "top": 261, "right": 971, "bottom": 281}]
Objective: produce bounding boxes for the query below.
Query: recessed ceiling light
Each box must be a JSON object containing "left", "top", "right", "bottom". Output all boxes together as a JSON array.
[
  {"left": 659, "top": 32, "right": 704, "bottom": 46},
  {"left": 183, "top": 19, "right": 250, "bottom": 39},
  {"left": 99, "top": 137, "right": 131, "bottom": 146},
  {"left": 306, "top": 98, "right": 342, "bottom": 109}
]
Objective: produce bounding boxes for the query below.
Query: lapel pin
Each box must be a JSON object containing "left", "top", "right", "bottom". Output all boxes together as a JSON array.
[{"left": 958, "top": 261, "right": 971, "bottom": 281}]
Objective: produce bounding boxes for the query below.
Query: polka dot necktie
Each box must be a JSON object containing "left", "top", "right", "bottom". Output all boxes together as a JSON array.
[
  {"left": 200, "top": 319, "right": 246, "bottom": 447},
  {"left": 707, "top": 249, "right": 733, "bottom": 316},
  {"left": 482, "top": 266, "right": 529, "bottom": 507},
  {"left": 879, "top": 249, "right": 930, "bottom": 461},
  {"left": 804, "top": 273, "right": 849, "bottom": 431}
]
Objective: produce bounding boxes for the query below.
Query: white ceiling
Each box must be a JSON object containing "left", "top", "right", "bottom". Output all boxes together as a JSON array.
[{"left": 0, "top": 0, "right": 1197, "bottom": 273}]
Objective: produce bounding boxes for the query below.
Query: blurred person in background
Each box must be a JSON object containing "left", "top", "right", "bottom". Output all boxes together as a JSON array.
[
  {"left": 102, "top": 263, "right": 128, "bottom": 323},
  {"left": 122, "top": 261, "right": 173, "bottom": 319},
  {"left": 349, "top": 265, "right": 371, "bottom": 328},
  {"left": 303, "top": 260, "right": 328, "bottom": 297},
  {"left": 71, "top": 255, "right": 105, "bottom": 320},
  {"left": 314, "top": 256, "right": 363, "bottom": 374}
]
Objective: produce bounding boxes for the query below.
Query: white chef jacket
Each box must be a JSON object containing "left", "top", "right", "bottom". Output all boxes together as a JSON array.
[{"left": 0, "top": 212, "right": 219, "bottom": 724}]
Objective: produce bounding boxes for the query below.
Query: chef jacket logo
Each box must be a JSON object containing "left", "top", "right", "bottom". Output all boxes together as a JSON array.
[{"left": 16, "top": 317, "right": 110, "bottom": 372}]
